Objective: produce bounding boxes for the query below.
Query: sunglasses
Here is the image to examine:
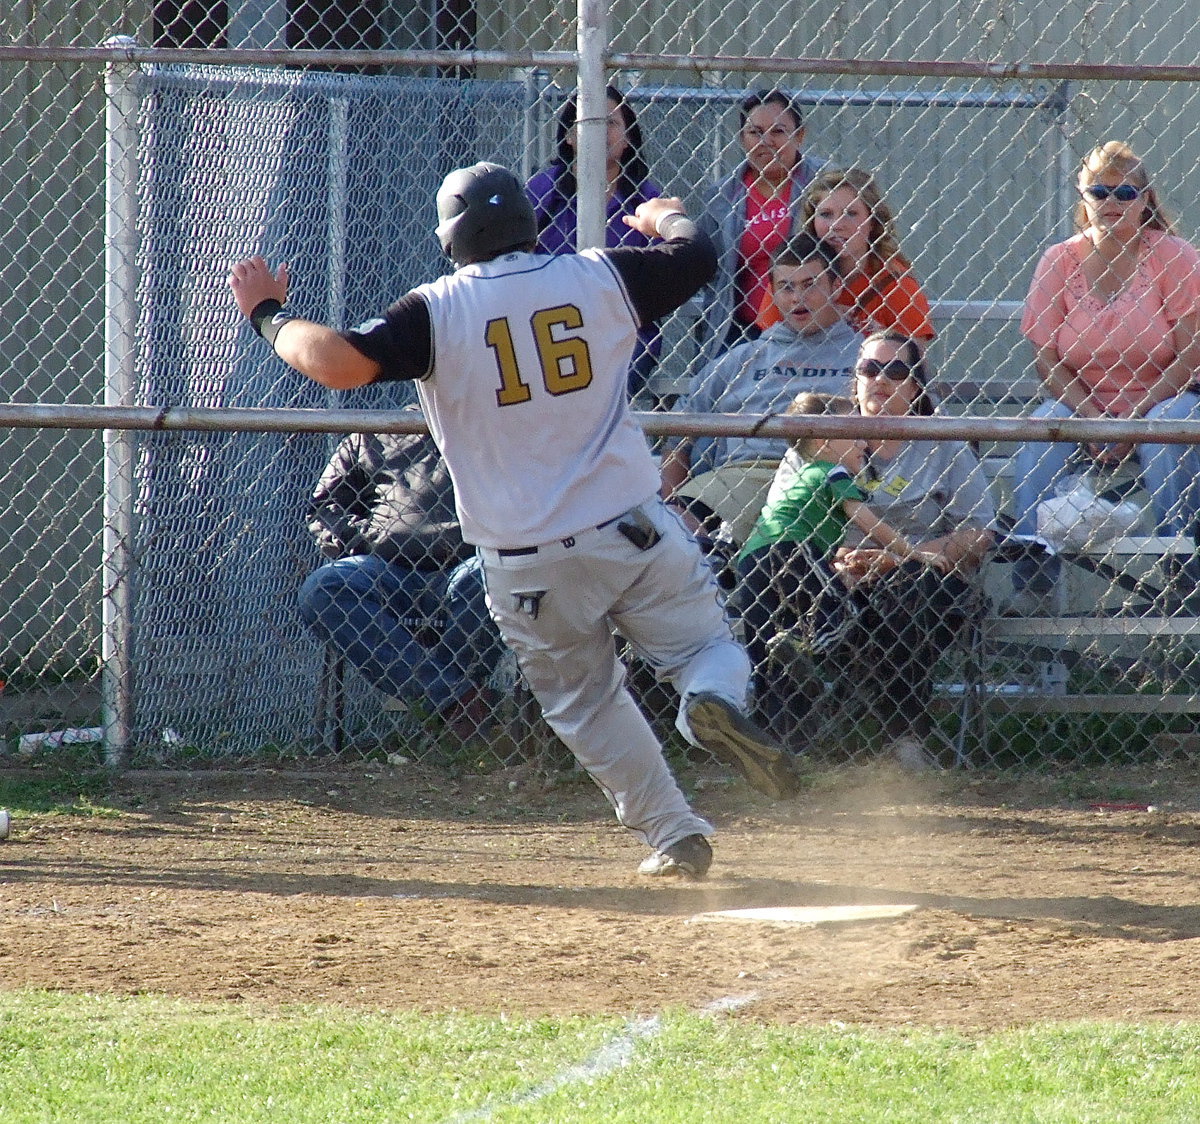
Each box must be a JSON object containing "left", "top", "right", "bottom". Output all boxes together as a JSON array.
[
  {"left": 1080, "top": 184, "right": 1142, "bottom": 203},
  {"left": 855, "top": 359, "right": 915, "bottom": 381}
]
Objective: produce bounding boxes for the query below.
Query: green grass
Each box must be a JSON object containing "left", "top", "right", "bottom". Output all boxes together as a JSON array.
[
  {"left": 2, "top": 992, "right": 1199, "bottom": 1123},
  {"left": 0, "top": 660, "right": 99, "bottom": 694},
  {"left": 0, "top": 763, "right": 118, "bottom": 817}
]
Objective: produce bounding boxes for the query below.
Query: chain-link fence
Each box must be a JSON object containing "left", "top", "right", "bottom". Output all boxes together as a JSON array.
[{"left": 6, "top": 4, "right": 1200, "bottom": 774}]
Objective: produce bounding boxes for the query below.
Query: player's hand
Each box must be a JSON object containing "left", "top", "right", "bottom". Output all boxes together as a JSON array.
[
  {"left": 624, "top": 197, "right": 687, "bottom": 239},
  {"left": 230, "top": 256, "right": 289, "bottom": 320}
]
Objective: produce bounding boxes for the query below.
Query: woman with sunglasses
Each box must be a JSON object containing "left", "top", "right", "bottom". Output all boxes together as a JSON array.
[
  {"left": 756, "top": 167, "right": 935, "bottom": 345},
  {"left": 1011, "top": 141, "right": 1200, "bottom": 603},
  {"left": 765, "top": 331, "right": 994, "bottom": 769}
]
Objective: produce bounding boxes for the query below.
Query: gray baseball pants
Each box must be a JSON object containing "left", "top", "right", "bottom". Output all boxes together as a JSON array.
[{"left": 477, "top": 499, "right": 750, "bottom": 852}]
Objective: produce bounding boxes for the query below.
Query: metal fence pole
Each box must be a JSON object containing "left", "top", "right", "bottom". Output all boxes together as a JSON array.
[
  {"left": 327, "top": 95, "right": 349, "bottom": 329},
  {"left": 520, "top": 68, "right": 550, "bottom": 183},
  {"left": 101, "top": 36, "right": 140, "bottom": 768},
  {"left": 6, "top": 403, "right": 1200, "bottom": 447},
  {"left": 1052, "top": 81, "right": 1076, "bottom": 242},
  {"left": 574, "top": 0, "right": 607, "bottom": 249}
]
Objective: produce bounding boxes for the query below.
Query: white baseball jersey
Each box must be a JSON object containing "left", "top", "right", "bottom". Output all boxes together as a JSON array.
[
  {"left": 413, "top": 249, "right": 660, "bottom": 548},
  {"left": 329, "top": 217, "right": 794, "bottom": 854}
]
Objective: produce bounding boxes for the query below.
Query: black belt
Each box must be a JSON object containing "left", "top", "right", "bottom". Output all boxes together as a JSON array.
[{"left": 496, "top": 514, "right": 624, "bottom": 557}]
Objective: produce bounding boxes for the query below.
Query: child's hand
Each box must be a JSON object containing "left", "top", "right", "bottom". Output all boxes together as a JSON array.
[
  {"left": 836, "top": 548, "right": 899, "bottom": 583},
  {"left": 911, "top": 549, "right": 952, "bottom": 574}
]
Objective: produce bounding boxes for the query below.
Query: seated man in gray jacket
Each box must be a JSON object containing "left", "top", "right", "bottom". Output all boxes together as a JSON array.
[
  {"left": 660, "top": 233, "right": 862, "bottom": 513},
  {"left": 298, "top": 417, "right": 505, "bottom": 742}
]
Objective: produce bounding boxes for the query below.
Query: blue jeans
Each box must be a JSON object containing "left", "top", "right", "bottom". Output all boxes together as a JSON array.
[
  {"left": 297, "top": 554, "right": 502, "bottom": 711},
  {"left": 1011, "top": 395, "right": 1200, "bottom": 588}
]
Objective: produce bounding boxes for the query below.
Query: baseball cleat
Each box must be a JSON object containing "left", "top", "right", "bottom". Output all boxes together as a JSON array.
[
  {"left": 685, "top": 691, "right": 801, "bottom": 799},
  {"left": 637, "top": 833, "right": 713, "bottom": 879}
]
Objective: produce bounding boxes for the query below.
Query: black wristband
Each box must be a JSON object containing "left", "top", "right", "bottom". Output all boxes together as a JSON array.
[{"left": 248, "top": 298, "right": 293, "bottom": 348}]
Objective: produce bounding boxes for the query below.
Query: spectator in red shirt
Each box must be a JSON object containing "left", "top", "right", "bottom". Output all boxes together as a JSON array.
[{"left": 696, "top": 90, "right": 826, "bottom": 362}]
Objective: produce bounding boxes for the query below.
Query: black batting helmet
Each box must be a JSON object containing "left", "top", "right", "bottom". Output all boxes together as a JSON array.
[{"left": 435, "top": 162, "right": 537, "bottom": 267}]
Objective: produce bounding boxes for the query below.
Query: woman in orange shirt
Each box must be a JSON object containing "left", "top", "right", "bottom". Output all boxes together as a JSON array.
[{"left": 758, "top": 168, "right": 935, "bottom": 344}]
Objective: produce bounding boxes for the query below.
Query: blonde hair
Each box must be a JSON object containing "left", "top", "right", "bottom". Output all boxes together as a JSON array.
[
  {"left": 786, "top": 392, "right": 856, "bottom": 457},
  {"left": 1075, "top": 140, "right": 1175, "bottom": 235},
  {"left": 800, "top": 168, "right": 907, "bottom": 275}
]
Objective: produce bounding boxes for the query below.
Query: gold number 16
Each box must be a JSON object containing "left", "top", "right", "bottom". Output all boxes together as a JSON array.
[{"left": 485, "top": 304, "right": 594, "bottom": 407}]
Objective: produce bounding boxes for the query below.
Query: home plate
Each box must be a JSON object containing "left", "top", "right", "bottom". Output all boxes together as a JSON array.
[{"left": 689, "top": 904, "right": 919, "bottom": 927}]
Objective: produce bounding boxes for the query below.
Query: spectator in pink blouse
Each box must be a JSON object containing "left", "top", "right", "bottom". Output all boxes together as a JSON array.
[{"left": 1012, "top": 141, "right": 1200, "bottom": 598}]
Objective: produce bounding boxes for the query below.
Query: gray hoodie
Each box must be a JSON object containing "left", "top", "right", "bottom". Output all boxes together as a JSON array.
[{"left": 679, "top": 318, "right": 862, "bottom": 476}]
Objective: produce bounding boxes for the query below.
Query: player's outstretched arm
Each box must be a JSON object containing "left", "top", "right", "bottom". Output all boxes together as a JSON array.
[
  {"left": 613, "top": 198, "right": 716, "bottom": 325},
  {"left": 230, "top": 255, "right": 380, "bottom": 390}
]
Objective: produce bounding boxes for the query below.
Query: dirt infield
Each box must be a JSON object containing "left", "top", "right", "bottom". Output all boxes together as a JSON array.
[{"left": 3, "top": 759, "right": 1200, "bottom": 1029}]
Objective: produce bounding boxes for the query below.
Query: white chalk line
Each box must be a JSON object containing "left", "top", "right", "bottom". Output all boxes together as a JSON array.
[{"left": 441, "top": 993, "right": 758, "bottom": 1123}]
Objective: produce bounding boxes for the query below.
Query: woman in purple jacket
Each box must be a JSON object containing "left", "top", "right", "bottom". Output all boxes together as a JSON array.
[{"left": 525, "top": 86, "right": 665, "bottom": 402}]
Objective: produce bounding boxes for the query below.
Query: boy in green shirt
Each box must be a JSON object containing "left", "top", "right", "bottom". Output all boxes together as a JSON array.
[{"left": 731, "top": 392, "right": 947, "bottom": 707}]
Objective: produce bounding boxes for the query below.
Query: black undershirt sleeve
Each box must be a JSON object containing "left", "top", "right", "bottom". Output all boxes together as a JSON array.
[
  {"left": 341, "top": 290, "right": 433, "bottom": 382},
  {"left": 340, "top": 225, "right": 715, "bottom": 376},
  {"left": 607, "top": 221, "right": 717, "bottom": 327}
]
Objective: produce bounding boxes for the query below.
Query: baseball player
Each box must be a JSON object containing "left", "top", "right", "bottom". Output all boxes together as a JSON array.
[{"left": 230, "top": 162, "right": 800, "bottom": 880}]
